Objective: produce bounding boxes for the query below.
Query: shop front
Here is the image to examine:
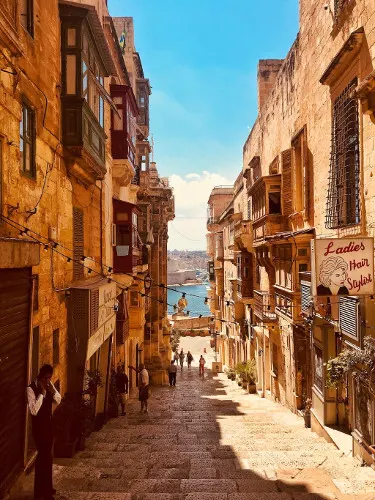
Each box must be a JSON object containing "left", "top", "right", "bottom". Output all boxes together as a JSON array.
[{"left": 67, "top": 279, "right": 117, "bottom": 423}]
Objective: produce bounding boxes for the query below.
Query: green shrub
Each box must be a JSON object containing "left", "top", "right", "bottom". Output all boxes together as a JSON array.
[{"left": 235, "top": 360, "right": 257, "bottom": 385}]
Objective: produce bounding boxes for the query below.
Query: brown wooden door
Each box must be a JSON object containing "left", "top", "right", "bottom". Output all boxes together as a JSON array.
[{"left": 0, "top": 268, "right": 32, "bottom": 494}]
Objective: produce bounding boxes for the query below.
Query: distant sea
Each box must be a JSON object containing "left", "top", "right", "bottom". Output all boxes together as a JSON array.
[{"left": 167, "top": 284, "right": 211, "bottom": 317}]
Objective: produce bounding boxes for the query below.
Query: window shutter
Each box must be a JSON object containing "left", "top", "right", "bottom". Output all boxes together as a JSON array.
[
  {"left": 73, "top": 207, "right": 84, "bottom": 280},
  {"left": 282, "top": 149, "right": 293, "bottom": 216},
  {"left": 90, "top": 289, "right": 99, "bottom": 335},
  {"left": 302, "top": 131, "right": 310, "bottom": 220},
  {"left": 301, "top": 281, "right": 311, "bottom": 313},
  {"left": 339, "top": 296, "right": 359, "bottom": 341}
]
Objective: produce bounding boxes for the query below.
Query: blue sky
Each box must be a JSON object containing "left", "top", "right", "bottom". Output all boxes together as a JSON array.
[{"left": 109, "top": 0, "right": 299, "bottom": 249}]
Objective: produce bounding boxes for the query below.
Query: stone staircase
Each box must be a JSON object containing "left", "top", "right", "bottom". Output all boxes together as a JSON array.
[{"left": 12, "top": 368, "right": 375, "bottom": 499}]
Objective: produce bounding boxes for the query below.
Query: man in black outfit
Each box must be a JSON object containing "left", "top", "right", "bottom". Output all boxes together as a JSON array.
[
  {"left": 115, "top": 365, "right": 129, "bottom": 415},
  {"left": 26, "top": 364, "right": 61, "bottom": 500}
]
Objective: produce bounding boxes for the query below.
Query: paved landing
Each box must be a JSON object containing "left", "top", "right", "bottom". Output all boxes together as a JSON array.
[{"left": 12, "top": 366, "right": 375, "bottom": 500}]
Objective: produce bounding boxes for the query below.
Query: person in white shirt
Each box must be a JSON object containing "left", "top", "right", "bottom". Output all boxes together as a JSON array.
[
  {"left": 130, "top": 363, "right": 150, "bottom": 413},
  {"left": 26, "top": 364, "right": 61, "bottom": 500}
]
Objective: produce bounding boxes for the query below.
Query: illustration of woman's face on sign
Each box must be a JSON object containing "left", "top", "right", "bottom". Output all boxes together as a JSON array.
[
  {"left": 317, "top": 256, "right": 349, "bottom": 296},
  {"left": 330, "top": 267, "right": 347, "bottom": 287}
]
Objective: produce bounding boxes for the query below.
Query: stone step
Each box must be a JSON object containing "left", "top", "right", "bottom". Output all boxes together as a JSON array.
[
  {"left": 55, "top": 493, "right": 318, "bottom": 500},
  {"left": 84, "top": 439, "right": 338, "bottom": 454}
]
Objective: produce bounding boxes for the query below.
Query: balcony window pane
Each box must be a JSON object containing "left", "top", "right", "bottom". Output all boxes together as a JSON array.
[
  {"left": 67, "top": 28, "right": 76, "bottom": 47},
  {"left": 91, "top": 128, "right": 100, "bottom": 153},
  {"left": 116, "top": 225, "right": 130, "bottom": 256},
  {"left": 66, "top": 54, "right": 76, "bottom": 94},
  {"left": 113, "top": 108, "right": 123, "bottom": 131},
  {"left": 24, "top": 143, "right": 31, "bottom": 172},
  {"left": 99, "top": 96, "right": 104, "bottom": 127},
  {"left": 269, "top": 192, "right": 281, "bottom": 214},
  {"left": 20, "top": 103, "right": 35, "bottom": 177},
  {"left": 20, "top": 0, "right": 33, "bottom": 36},
  {"left": 82, "top": 60, "right": 88, "bottom": 101}
]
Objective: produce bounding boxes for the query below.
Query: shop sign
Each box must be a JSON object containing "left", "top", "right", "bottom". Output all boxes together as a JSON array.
[{"left": 311, "top": 238, "right": 374, "bottom": 296}]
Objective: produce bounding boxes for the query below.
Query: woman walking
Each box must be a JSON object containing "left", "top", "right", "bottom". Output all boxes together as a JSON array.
[{"left": 199, "top": 355, "right": 206, "bottom": 376}]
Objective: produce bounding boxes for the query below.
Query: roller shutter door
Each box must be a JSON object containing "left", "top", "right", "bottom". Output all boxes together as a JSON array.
[{"left": 0, "top": 268, "right": 32, "bottom": 494}]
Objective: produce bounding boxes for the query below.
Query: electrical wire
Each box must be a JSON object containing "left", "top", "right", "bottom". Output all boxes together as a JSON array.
[
  {"left": 0, "top": 213, "right": 217, "bottom": 302},
  {"left": 169, "top": 222, "right": 206, "bottom": 242}
]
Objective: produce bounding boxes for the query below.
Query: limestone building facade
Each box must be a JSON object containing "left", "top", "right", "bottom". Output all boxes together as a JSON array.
[
  {"left": 0, "top": 0, "right": 173, "bottom": 493},
  {"left": 207, "top": 0, "right": 375, "bottom": 466}
]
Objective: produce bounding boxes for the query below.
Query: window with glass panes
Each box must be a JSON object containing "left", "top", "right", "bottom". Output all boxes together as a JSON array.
[
  {"left": 20, "top": 103, "right": 35, "bottom": 177},
  {"left": 20, "top": 0, "right": 33, "bottom": 36},
  {"left": 274, "top": 244, "right": 293, "bottom": 289},
  {"left": 82, "top": 32, "right": 105, "bottom": 127}
]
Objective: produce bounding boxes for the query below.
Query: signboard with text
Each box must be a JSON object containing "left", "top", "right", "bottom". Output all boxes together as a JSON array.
[{"left": 311, "top": 238, "right": 374, "bottom": 296}]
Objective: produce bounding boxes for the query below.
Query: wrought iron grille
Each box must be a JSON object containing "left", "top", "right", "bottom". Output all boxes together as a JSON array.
[{"left": 326, "top": 78, "right": 360, "bottom": 229}]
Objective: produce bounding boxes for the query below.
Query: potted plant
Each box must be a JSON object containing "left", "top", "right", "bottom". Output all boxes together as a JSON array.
[
  {"left": 53, "top": 369, "right": 101, "bottom": 458},
  {"left": 53, "top": 394, "right": 80, "bottom": 458},
  {"left": 304, "top": 398, "right": 312, "bottom": 428},
  {"left": 53, "top": 392, "right": 93, "bottom": 457},
  {"left": 225, "top": 367, "right": 236, "bottom": 381},
  {"left": 243, "top": 359, "right": 257, "bottom": 394},
  {"left": 234, "top": 362, "right": 246, "bottom": 386}
]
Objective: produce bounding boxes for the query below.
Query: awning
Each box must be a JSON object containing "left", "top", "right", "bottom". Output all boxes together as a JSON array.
[{"left": 265, "top": 227, "right": 315, "bottom": 243}]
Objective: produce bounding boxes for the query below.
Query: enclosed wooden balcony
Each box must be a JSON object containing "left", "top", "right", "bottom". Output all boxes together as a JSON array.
[
  {"left": 234, "top": 220, "right": 253, "bottom": 250},
  {"left": 112, "top": 199, "right": 143, "bottom": 275},
  {"left": 253, "top": 214, "right": 287, "bottom": 245},
  {"left": 275, "top": 287, "right": 300, "bottom": 322},
  {"left": 254, "top": 290, "right": 277, "bottom": 322},
  {"left": 236, "top": 251, "right": 253, "bottom": 300}
]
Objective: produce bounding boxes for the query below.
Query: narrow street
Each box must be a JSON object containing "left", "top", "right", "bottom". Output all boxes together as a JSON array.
[{"left": 14, "top": 342, "right": 375, "bottom": 500}]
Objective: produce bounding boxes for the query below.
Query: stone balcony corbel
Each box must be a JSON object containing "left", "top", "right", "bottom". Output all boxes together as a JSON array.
[
  {"left": 354, "top": 70, "right": 375, "bottom": 124},
  {"left": 112, "top": 159, "right": 136, "bottom": 186}
]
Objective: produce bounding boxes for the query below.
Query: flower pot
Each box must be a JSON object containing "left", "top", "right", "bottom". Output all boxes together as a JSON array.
[
  {"left": 248, "top": 384, "right": 256, "bottom": 394},
  {"left": 242, "top": 381, "right": 248, "bottom": 389},
  {"left": 304, "top": 411, "right": 311, "bottom": 428}
]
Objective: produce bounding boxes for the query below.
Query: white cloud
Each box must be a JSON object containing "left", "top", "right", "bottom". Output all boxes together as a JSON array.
[
  {"left": 185, "top": 173, "right": 200, "bottom": 179},
  {"left": 168, "top": 171, "right": 234, "bottom": 251}
]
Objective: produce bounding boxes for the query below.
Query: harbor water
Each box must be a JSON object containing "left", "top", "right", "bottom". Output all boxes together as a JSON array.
[{"left": 167, "top": 284, "right": 210, "bottom": 317}]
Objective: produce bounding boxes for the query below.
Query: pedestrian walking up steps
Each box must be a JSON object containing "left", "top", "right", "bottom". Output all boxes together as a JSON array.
[{"left": 24, "top": 368, "right": 375, "bottom": 499}]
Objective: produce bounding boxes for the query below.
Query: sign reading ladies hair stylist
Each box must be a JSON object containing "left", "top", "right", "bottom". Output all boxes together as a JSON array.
[{"left": 311, "top": 238, "right": 374, "bottom": 296}]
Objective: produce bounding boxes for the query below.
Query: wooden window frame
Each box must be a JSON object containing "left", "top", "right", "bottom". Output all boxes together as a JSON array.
[
  {"left": 274, "top": 244, "right": 293, "bottom": 290},
  {"left": 20, "top": 0, "right": 34, "bottom": 37},
  {"left": 291, "top": 126, "right": 309, "bottom": 217},
  {"left": 20, "top": 101, "right": 36, "bottom": 179},
  {"left": 73, "top": 206, "right": 84, "bottom": 280}
]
